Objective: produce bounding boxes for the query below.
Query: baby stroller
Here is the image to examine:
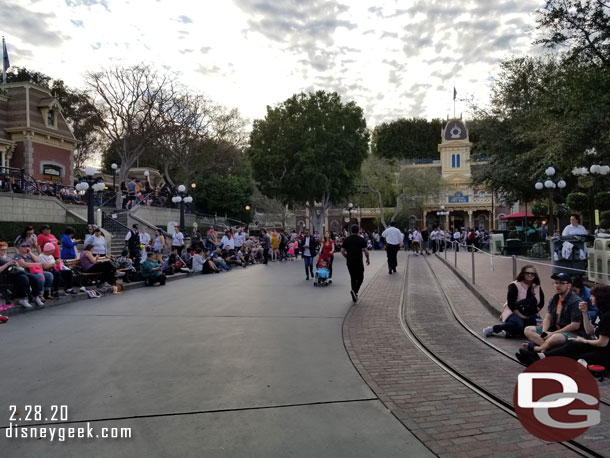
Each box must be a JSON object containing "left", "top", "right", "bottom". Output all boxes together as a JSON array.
[{"left": 313, "top": 257, "right": 332, "bottom": 287}]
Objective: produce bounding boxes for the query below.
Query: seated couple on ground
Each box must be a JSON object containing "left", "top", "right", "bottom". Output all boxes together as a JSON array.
[{"left": 516, "top": 274, "right": 610, "bottom": 367}]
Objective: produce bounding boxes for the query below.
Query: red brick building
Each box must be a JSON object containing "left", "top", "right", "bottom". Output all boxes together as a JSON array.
[{"left": 0, "top": 82, "right": 77, "bottom": 185}]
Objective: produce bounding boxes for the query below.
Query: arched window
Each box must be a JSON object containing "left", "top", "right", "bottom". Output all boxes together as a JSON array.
[
  {"left": 456, "top": 154, "right": 461, "bottom": 168},
  {"left": 451, "top": 154, "right": 455, "bottom": 168}
]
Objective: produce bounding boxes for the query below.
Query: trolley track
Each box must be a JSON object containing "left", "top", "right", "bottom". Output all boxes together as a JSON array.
[
  {"left": 425, "top": 253, "right": 610, "bottom": 406},
  {"left": 401, "top": 254, "right": 608, "bottom": 458}
]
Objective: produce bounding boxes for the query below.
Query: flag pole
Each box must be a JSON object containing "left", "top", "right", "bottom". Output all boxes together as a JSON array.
[
  {"left": 1, "top": 36, "right": 10, "bottom": 85},
  {"left": 2, "top": 36, "right": 6, "bottom": 84},
  {"left": 453, "top": 82, "right": 456, "bottom": 118}
]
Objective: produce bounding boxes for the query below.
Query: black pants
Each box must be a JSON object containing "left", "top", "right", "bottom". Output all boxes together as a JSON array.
[
  {"left": 347, "top": 262, "right": 364, "bottom": 295},
  {"left": 146, "top": 274, "right": 166, "bottom": 286},
  {"left": 263, "top": 248, "right": 269, "bottom": 264},
  {"left": 546, "top": 341, "right": 610, "bottom": 366},
  {"left": 86, "top": 262, "right": 115, "bottom": 284},
  {"left": 50, "top": 269, "right": 74, "bottom": 291},
  {"left": 386, "top": 244, "right": 399, "bottom": 271}
]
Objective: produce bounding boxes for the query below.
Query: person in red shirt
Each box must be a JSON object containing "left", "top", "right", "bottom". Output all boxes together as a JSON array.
[
  {"left": 37, "top": 224, "right": 60, "bottom": 259},
  {"left": 318, "top": 231, "right": 335, "bottom": 279}
]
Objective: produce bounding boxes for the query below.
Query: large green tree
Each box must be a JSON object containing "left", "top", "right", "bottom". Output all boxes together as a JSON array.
[
  {"left": 248, "top": 91, "right": 369, "bottom": 233},
  {"left": 536, "top": 0, "right": 610, "bottom": 66},
  {"left": 371, "top": 118, "right": 445, "bottom": 160}
]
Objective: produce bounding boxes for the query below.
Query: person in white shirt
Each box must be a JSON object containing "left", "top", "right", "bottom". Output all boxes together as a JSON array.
[
  {"left": 234, "top": 228, "right": 246, "bottom": 250},
  {"left": 220, "top": 230, "right": 235, "bottom": 254},
  {"left": 172, "top": 226, "right": 185, "bottom": 256},
  {"left": 382, "top": 222, "right": 404, "bottom": 274},
  {"left": 453, "top": 229, "right": 461, "bottom": 251},
  {"left": 562, "top": 214, "right": 588, "bottom": 236},
  {"left": 91, "top": 228, "right": 108, "bottom": 256},
  {"left": 411, "top": 229, "right": 421, "bottom": 256},
  {"left": 139, "top": 226, "right": 151, "bottom": 263}
]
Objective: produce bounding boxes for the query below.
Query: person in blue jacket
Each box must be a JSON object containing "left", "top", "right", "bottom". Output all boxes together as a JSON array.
[{"left": 60, "top": 227, "right": 79, "bottom": 260}]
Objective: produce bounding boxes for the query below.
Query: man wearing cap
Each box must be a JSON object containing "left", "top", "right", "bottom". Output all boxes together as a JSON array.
[
  {"left": 125, "top": 224, "right": 141, "bottom": 267},
  {"left": 522, "top": 273, "right": 586, "bottom": 353},
  {"left": 341, "top": 224, "right": 370, "bottom": 302}
]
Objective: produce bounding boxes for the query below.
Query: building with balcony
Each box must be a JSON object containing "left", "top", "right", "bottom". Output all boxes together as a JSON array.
[{"left": 0, "top": 82, "right": 77, "bottom": 185}]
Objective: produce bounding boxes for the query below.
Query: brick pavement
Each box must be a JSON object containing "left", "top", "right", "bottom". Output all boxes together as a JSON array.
[
  {"left": 343, "top": 253, "right": 577, "bottom": 458},
  {"left": 446, "top": 249, "right": 555, "bottom": 310},
  {"left": 433, "top": 253, "right": 610, "bottom": 401},
  {"left": 421, "top": 255, "right": 610, "bottom": 453}
]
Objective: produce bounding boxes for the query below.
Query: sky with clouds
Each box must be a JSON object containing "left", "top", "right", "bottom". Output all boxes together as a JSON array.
[{"left": 1, "top": 0, "right": 546, "bottom": 128}]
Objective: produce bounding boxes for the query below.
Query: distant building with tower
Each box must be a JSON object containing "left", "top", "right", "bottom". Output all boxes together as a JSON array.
[{"left": 295, "top": 118, "right": 510, "bottom": 234}]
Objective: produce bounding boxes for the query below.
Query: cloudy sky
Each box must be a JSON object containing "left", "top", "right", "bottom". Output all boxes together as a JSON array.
[{"left": 2, "top": 0, "right": 545, "bottom": 128}]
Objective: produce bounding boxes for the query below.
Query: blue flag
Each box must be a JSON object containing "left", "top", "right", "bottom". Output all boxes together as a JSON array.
[{"left": 2, "top": 38, "right": 9, "bottom": 72}]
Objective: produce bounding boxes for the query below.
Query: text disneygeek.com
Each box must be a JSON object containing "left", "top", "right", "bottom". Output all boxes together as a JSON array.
[{"left": 5, "top": 423, "right": 132, "bottom": 442}]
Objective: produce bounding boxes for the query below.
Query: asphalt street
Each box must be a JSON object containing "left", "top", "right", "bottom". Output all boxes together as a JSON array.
[{"left": 0, "top": 251, "right": 432, "bottom": 458}]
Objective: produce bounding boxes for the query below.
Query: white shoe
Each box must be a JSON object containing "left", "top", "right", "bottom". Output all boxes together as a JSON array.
[
  {"left": 80, "top": 286, "right": 87, "bottom": 292},
  {"left": 17, "top": 298, "right": 33, "bottom": 309},
  {"left": 34, "top": 297, "right": 45, "bottom": 307},
  {"left": 483, "top": 326, "right": 494, "bottom": 336}
]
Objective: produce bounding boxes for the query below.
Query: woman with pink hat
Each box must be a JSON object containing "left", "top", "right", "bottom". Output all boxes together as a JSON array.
[{"left": 39, "top": 242, "right": 77, "bottom": 297}]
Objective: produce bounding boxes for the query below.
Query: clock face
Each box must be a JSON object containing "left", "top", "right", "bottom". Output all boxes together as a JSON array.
[{"left": 444, "top": 121, "right": 467, "bottom": 141}]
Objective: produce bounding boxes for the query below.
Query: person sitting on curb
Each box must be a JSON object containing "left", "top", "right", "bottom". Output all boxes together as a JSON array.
[
  {"left": 572, "top": 276, "right": 597, "bottom": 323},
  {"left": 141, "top": 252, "right": 166, "bottom": 286},
  {"left": 521, "top": 273, "right": 587, "bottom": 353},
  {"left": 517, "top": 285, "right": 610, "bottom": 367},
  {"left": 211, "top": 247, "right": 231, "bottom": 271},
  {"left": 191, "top": 248, "right": 219, "bottom": 274},
  {"left": 484, "top": 265, "right": 544, "bottom": 338}
]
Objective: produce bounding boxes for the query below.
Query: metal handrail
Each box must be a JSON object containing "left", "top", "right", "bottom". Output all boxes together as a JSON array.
[
  {"left": 0, "top": 166, "right": 41, "bottom": 194},
  {"left": 101, "top": 211, "right": 131, "bottom": 237}
]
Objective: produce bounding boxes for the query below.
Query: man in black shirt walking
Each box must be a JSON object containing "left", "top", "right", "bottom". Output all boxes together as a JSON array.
[{"left": 341, "top": 224, "right": 370, "bottom": 303}]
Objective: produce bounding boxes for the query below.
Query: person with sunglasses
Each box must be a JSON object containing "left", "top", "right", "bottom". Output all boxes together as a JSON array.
[
  {"left": 518, "top": 284, "right": 610, "bottom": 367},
  {"left": 484, "top": 265, "right": 545, "bottom": 338},
  {"left": 521, "top": 272, "right": 587, "bottom": 353}
]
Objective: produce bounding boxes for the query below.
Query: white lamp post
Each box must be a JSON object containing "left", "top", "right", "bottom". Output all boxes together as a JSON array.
[{"left": 535, "top": 166, "right": 566, "bottom": 237}]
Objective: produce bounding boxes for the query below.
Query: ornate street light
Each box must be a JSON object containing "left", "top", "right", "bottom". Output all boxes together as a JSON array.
[
  {"left": 76, "top": 166, "right": 106, "bottom": 225},
  {"left": 535, "top": 166, "right": 566, "bottom": 237},
  {"left": 111, "top": 163, "right": 118, "bottom": 193},
  {"left": 572, "top": 149, "right": 609, "bottom": 231},
  {"left": 172, "top": 184, "right": 193, "bottom": 232}
]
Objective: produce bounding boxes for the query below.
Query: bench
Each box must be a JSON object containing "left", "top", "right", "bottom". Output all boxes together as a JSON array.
[{"left": 65, "top": 259, "right": 105, "bottom": 286}]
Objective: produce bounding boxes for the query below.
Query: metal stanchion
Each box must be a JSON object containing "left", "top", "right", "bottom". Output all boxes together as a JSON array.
[
  {"left": 512, "top": 255, "right": 517, "bottom": 279},
  {"left": 454, "top": 241, "right": 458, "bottom": 268},
  {"left": 444, "top": 241, "right": 447, "bottom": 260},
  {"left": 472, "top": 248, "right": 476, "bottom": 284}
]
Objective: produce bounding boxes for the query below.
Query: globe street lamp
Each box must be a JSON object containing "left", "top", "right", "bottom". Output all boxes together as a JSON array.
[
  {"left": 76, "top": 166, "right": 106, "bottom": 225},
  {"left": 534, "top": 166, "right": 566, "bottom": 237},
  {"left": 572, "top": 149, "right": 610, "bottom": 231},
  {"left": 111, "top": 163, "right": 118, "bottom": 193},
  {"left": 172, "top": 184, "right": 193, "bottom": 232}
]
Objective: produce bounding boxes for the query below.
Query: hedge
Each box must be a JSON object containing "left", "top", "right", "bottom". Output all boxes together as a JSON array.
[{"left": 0, "top": 222, "right": 89, "bottom": 247}]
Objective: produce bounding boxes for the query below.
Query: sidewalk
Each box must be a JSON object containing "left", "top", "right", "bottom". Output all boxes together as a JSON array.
[{"left": 439, "top": 249, "right": 555, "bottom": 309}]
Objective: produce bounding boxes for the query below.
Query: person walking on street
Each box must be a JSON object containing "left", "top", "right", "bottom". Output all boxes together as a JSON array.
[
  {"left": 382, "top": 221, "right": 403, "bottom": 274},
  {"left": 301, "top": 229, "right": 318, "bottom": 280},
  {"left": 341, "top": 224, "right": 370, "bottom": 302}
]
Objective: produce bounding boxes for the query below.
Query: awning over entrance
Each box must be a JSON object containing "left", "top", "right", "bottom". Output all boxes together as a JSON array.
[{"left": 500, "top": 211, "right": 535, "bottom": 221}]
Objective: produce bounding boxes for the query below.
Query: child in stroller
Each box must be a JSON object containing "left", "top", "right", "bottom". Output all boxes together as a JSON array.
[{"left": 313, "top": 257, "right": 332, "bottom": 287}]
